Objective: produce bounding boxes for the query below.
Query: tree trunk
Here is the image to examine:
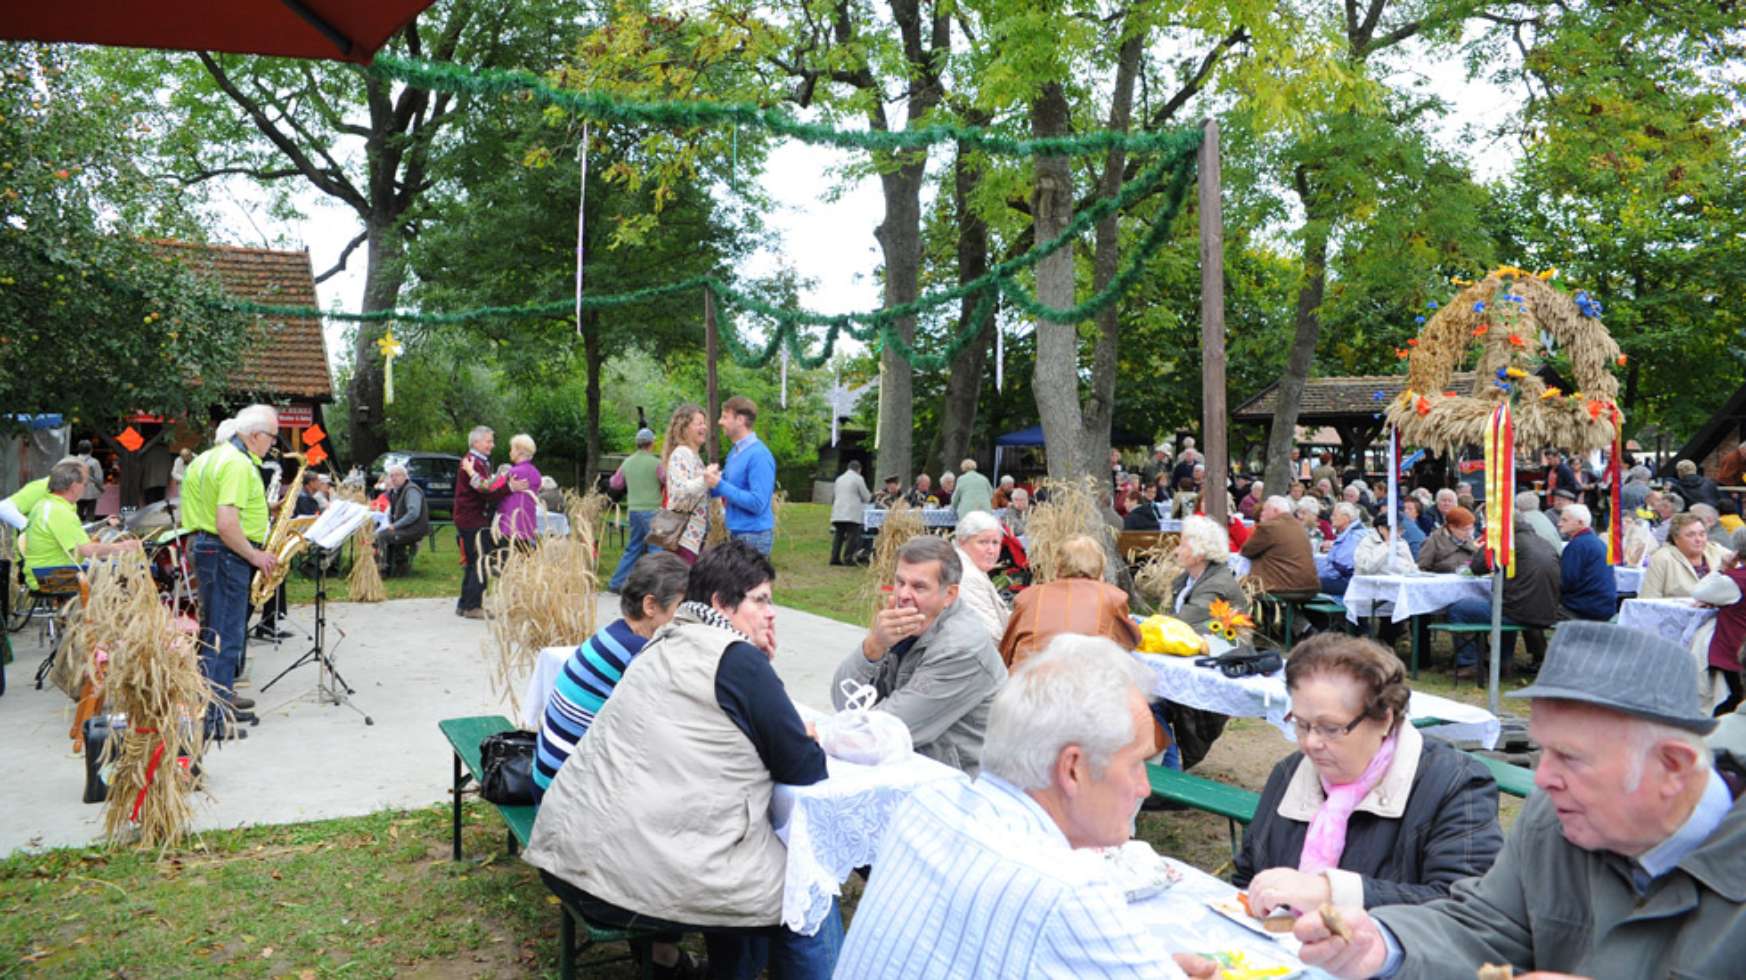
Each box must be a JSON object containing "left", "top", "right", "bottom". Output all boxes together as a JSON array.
[
  {"left": 583, "top": 308, "right": 603, "bottom": 491},
  {"left": 1264, "top": 180, "right": 1329, "bottom": 493},
  {"left": 935, "top": 143, "right": 994, "bottom": 475},
  {"left": 1030, "top": 81, "right": 1082, "bottom": 483},
  {"left": 346, "top": 220, "right": 404, "bottom": 466},
  {"left": 873, "top": 162, "right": 923, "bottom": 486},
  {"left": 1083, "top": 31, "right": 1144, "bottom": 479}
]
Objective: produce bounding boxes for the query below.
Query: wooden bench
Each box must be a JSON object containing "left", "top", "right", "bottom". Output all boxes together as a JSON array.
[
  {"left": 1466, "top": 751, "right": 1535, "bottom": 799},
  {"left": 1425, "top": 622, "right": 1526, "bottom": 682},
  {"left": 438, "top": 715, "right": 658, "bottom": 979},
  {"left": 1146, "top": 763, "right": 1260, "bottom": 860}
]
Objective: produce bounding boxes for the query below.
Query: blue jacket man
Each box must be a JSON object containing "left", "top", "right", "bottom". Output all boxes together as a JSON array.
[
  {"left": 707, "top": 395, "right": 778, "bottom": 554},
  {"left": 1556, "top": 504, "right": 1617, "bottom": 620}
]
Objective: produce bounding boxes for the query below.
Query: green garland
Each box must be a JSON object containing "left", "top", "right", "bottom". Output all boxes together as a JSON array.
[{"left": 372, "top": 55, "right": 1205, "bottom": 159}]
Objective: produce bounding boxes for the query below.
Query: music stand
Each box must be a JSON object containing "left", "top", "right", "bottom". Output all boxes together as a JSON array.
[{"left": 261, "top": 503, "right": 374, "bottom": 725}]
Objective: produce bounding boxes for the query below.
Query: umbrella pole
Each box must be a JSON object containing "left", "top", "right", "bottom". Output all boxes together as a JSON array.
[{"left": 1488, "top": 566, "right": 1503, "bottom": 715}]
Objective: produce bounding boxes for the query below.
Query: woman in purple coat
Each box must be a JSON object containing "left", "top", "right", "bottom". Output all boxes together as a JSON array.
[{"left": 493, "top": 433, "right": 545, "bottom": 544}]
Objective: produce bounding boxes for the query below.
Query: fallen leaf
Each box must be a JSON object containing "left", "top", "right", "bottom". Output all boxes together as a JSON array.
[{"left": 260, "top": 947, "right": 275, "bottom": 959}]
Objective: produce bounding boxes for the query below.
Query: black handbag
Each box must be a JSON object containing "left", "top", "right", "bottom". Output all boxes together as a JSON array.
[
  {"left": 1194, "top": 646, "right": 1283, "bottom": 679},
  {"left": 479, "top": 730, "right": 538, "bottom": 805}
]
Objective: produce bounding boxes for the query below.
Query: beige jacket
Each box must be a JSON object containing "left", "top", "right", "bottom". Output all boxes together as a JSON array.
[
  {"left": 1642, "top": 540, "right": 1733, "bottom": 599},
  {"left": 522, "top": 613, "right": 787, "bottom": 926}
]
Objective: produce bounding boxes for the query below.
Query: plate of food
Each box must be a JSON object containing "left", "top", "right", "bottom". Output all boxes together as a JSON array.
[
  {"left": 1205, "top": 893, "right": 1304, "bottom": 955},
  {"left": 1192, "top": 947, "right": 1303, "bottom": 980},
  {"left": 1099, "top": 840, "right": 1183, "bottom": 902}
]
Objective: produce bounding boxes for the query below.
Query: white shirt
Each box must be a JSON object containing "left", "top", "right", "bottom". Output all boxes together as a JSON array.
[{"left": 833, "top": 773, "right": 1186, "bottom": 979}]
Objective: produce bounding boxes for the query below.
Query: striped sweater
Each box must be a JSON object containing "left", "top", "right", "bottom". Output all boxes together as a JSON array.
[{"left": 533, "top": 619, "right": 647, "bottom": 795}]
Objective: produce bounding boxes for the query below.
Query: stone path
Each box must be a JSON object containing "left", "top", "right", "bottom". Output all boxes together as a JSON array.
[{"left": 0, "top": 594, "right": 862, "bottom": 855}]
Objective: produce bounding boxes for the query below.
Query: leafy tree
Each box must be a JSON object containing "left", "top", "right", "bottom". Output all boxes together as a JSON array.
[
  {"left": 90, "top": 0, "right": 581, "bottom": 463},
  {"left": 0, "top": 45, "right": 252, "bottom": 433}
]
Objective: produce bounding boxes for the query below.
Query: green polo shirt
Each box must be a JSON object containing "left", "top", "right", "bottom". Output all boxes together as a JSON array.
[
  {"left": 23, "top": 493, "right": 87, "bottom": 577},
  {"left": 4, "top": 477, "right": 50, "bottom": 518},
  {"left": 180, "top": 441, "right": 269, "bottom": 543},
  {"left": 620, "top": 450, "right": 663, "bottom": 512}
]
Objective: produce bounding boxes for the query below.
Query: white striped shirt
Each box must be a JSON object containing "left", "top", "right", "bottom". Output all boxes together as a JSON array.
[{"left": 833, "top": 774, "right": 1186, "bottom": 979}]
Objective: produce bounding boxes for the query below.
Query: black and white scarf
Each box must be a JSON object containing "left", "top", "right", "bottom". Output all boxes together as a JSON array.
[{"left": 679, "top": 600, "right": 751, "bottom": 645}]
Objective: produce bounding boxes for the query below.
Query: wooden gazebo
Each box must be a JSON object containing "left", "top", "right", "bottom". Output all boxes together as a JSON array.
[{"left": 1234, "top": 373, "right": 1476, "bottom": 465}]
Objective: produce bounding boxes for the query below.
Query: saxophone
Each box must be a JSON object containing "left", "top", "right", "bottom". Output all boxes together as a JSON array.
[{"left": 250, "top": 452, "right": 317, "bottom": 606}]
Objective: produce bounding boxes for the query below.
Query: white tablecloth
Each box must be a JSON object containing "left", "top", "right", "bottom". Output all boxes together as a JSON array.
[
  {"left": 1137, "top": 653, "right": 1500, "bottom": 749},
  {"left": 520, "top": 644, "right": 575, "bottom": 730},
  {"left": 1619, "top": 597, "right": 1719, "bottom": 648},
  {"left": 1342, "top": 573, "right": 1489, "bottom": 624},
  {"left": 772, "top": 751, "right": 966, "bottom": 935},
  {"left": 1614, "top": 564, "right": 1645, "bottom": 595},
  {"left": 1131, "top": 856, "right": 1325, "bottom": 978}
]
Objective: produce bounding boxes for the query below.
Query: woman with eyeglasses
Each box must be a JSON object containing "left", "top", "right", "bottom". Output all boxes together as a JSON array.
[{"left": 1232, "top": 634, "right": 1503, "bottom": 917}]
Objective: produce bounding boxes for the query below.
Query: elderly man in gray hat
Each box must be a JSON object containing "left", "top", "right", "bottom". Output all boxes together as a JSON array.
[{"left": 1295, "top": 621, "right": 1746, "bottom": 979}]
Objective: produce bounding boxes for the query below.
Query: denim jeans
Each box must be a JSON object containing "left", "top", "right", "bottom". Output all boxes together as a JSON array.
[
  {"left": 732, "top": 528, "right": 774, "bottom": 555},
  {"left": 192, "top": 533, "right": 252, "bottom": 730},
  {"left": 607, "top": 509, "right": 656, "bottom": 592},
  {"left": 1445, "top": 595, "right": 1517, "bottom": 669},
  {"left": 539, "top": 871, "right": 843, "bottom": 979},
  {"left": 1148, "top": 701, "right": 1182, "bottom": 770}
]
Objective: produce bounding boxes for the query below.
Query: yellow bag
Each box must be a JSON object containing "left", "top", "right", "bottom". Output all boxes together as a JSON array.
[{"left": 1136, "top": 614, "right": 1207, "bottom": 657}]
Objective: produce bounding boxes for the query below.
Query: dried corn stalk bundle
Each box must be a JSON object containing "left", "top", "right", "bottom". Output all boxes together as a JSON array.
[
  {"left": 562, "top": 489, "right": 610, "bottom": 550},
  {"left": 68, "top": 554, "right": 214, "bottom": 850},
  {"left": 858, "top": 505, "right": 924, "bottom": 624},
  {"left": 704, "top": 498, "right": 730, "bottom": 549},
  {"left": 770, "top": 490, "right": 787, "bottom": 549},
  {"left": 1388, "top": 269, "right": 1623, "bottom": 454},
  {"left": 483, "top": 537, "right": 599, "bottom": 718},
  {"left": 1024, "top": 477, "right": 1111, "bottom": 584},
  {"left": 347, "top": 517, "right": 386, "bottom": 602}
]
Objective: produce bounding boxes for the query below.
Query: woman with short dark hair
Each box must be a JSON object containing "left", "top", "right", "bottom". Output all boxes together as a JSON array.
[
  {"left": 1234, "top": 634, "right": 1502, "bottom": 915},
  {"left": 525, "top": 541, "right": 839, "bottom": 978}
]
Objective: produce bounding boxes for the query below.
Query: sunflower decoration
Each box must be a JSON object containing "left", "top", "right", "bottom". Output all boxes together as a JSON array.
[{"left": 1205, "top": 599, "right": 1257, "bottom": 643}]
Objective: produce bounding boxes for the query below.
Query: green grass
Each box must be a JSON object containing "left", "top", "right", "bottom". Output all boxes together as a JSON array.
[{"left": 289, "top": 504, "right": 872, "bottom": 627}]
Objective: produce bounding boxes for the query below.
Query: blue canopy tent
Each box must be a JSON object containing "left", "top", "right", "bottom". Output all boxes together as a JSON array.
[{"left": 993, "top": 424, "right": 1150, "bottom": 478}]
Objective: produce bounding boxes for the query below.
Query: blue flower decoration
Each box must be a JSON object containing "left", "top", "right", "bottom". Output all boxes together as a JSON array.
[
  {"left": 1371, "top": 390, "right": 1386, "bottom": 402},
  {"left": 1473, "top": 301, "right": 1486, "bottom": 313},
  {"left": 1575, "top": 290, "right": 1603, "bottom": 318},
  {"left": 1414, "top": 315, "right": 1426, "bottom": 324},
  {"left": 1427, "top": 300, "right": 1439, "bottom": 310},
  {"left": 1495, "top": 381, "right": 1513, "bottom": 393},
  {"left": 1495, "top": 367, "right": 1509, "bottom": 380}
]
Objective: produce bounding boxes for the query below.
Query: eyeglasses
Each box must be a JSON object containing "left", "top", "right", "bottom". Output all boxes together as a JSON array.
[{"left": 1284, "top": 711, "right": 1367, "bottom": 742}]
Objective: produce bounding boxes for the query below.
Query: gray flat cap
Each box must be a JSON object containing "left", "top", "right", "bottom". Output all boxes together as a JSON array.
[
  {"left": 1508, "top": 621, "right": 1717, "bottom": 734},
  {"left": 635, "top": 428, "right": 656, "bottom": 446}
]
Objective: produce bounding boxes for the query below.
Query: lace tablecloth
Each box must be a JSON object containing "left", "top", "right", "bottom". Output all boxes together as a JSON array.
[
  {"left": 1613, "top": 564, "right": 1645, "bottom": 596},
  {"left": 772, "top": 750, "right": 967, "bottom": 935},
  {"left": 520, "top": 644, "right": 575, "bottom": 730},
  {"left": 1130, "top": 855, "right": 1327, "bottom": 978},
  {"left": 1342, "top": 573, "right": 1489, "bottom": 624},
  {"left": 1619, "top": 597, "right": 1718, "bottom": 648},
  {"left": 1138, "top": 653, "right": 1499, "bottom": 749}
]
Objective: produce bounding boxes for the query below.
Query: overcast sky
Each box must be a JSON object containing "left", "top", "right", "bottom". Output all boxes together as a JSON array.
[{"left": 205, "top": 30, "right": 1520, "bottom": 376}]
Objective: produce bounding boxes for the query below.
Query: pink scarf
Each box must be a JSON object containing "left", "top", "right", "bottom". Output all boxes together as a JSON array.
[{"left": 1298, "top": 731, "right": 1399, "bottom": 875}]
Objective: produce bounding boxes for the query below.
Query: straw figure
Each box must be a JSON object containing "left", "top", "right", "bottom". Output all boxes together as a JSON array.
[
  {"left": 1386, "top": 267, "right": 1624, "bottom": 454},
  {"left": 65, "top": 554, "right": 215, "bottom": 850},
  {"left": 347, "top": 516, "right": 386, "bottom": 602},
  {"left": 484, "top": 497, "right": 601, "bottom": 717},
  {"left": 1023, "top": 477, "right": 1113, "bottom": 584},
  {"left": 858, "top": 504, "right": 925, "bottom": 623},
  {"left": 1130, "top": 535, "right": 1184, "bottom": 610}
]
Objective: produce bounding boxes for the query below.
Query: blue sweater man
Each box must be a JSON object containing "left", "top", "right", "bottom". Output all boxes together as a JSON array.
[
  {"left": 1559, "top": 522, "right": 1617, "bottom": 620},
  {"left": 708, "top": 395, "right": 778, "bottom": 553}
]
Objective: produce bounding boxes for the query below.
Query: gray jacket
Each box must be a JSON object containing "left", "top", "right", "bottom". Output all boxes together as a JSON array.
[
  {"left": 1169, "top": 562, "right": 1248, "bottom": 630},
  {"left": 1376, "top": 753, "right": 1746, "bottom": 978},
  {"left": 832, "top": 598, "right": 1006, "bottom": 775},
  {"left": 829, "top": 469, "right": 871, "bottom": 523}
]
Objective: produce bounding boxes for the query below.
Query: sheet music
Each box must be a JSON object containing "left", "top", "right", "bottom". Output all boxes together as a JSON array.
[{"left": 306, "top": 501, "right": 371, "bottom": 550}]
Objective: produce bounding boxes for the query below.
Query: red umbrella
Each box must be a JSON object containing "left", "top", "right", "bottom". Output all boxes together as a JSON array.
[{"left": 2, "top": 0, "right": 437, "bottom": 64}]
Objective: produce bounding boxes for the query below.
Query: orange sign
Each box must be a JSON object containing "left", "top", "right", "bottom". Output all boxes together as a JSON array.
[
  {"left": 116, "top": 426, "right": 144, "bottom": 453},
  {"left": 303, "top": 423, "right": 326, "bottom": 445},
  {"left": 304, "top": 443, "right": 329, "bottom": 467}
]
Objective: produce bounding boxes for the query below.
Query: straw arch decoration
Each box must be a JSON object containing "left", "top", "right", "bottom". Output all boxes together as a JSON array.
[{"left": 1385, "top": 269, "right": 1624, "bottom": 454}]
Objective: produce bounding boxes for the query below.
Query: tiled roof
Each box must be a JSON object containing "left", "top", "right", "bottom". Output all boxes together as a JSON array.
[
  {"left": 155, "top": 240, "right": 334, "bottom": 401},
  {"left": 1234, "top": 373, "right": 1477, "bottom": 422}
]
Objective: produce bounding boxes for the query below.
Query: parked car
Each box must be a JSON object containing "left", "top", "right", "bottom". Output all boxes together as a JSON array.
[{"left": 369, "top": 451, "right": 461, "bottom": 518}]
